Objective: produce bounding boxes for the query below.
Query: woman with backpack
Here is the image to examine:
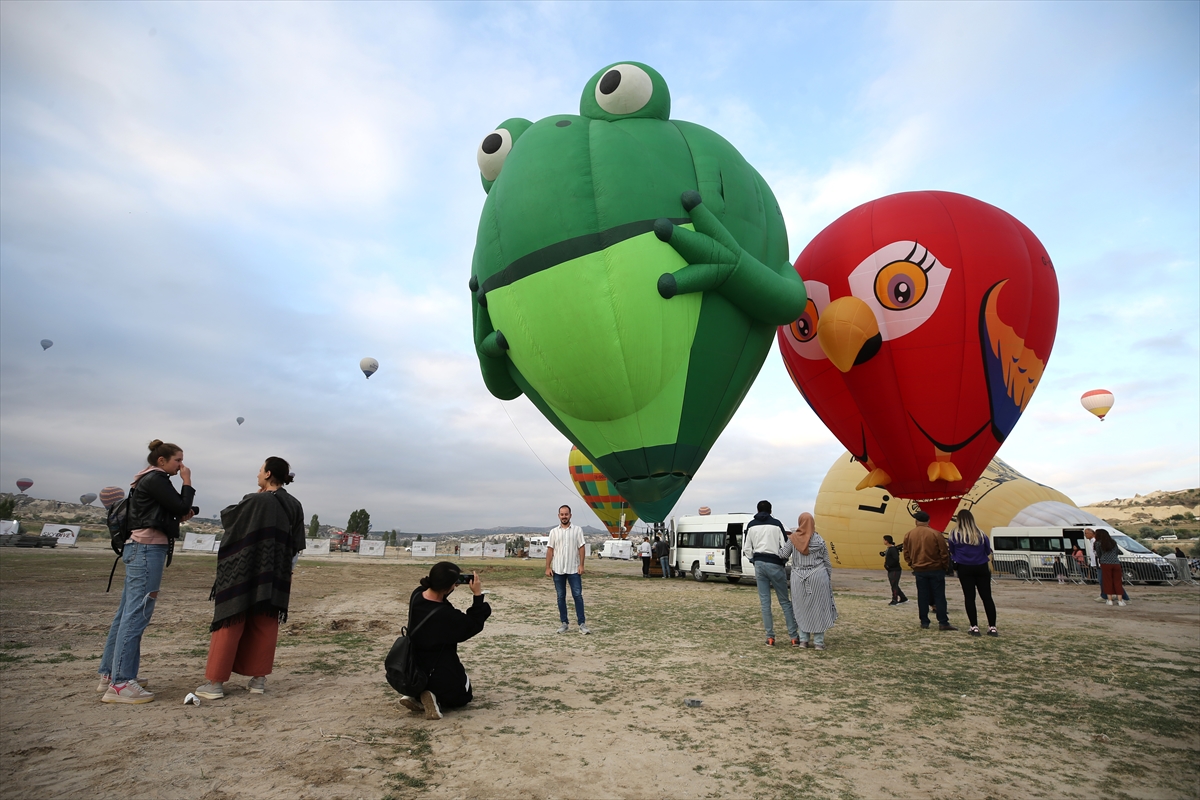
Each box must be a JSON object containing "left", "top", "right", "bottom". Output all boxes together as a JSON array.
[
  {"left": 194, "top": 457, "right": 305, "bottom": 700},
  {"left": 98, "top": 439, "right": 196, "bottom": 704},
  {"left": 391, "top": 561, "right": 490, "bottom": 720}
]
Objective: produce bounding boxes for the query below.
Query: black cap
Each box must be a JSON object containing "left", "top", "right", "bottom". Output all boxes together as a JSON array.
[{"left": 914, "top": 510, "right": 930, "bottom": 523}]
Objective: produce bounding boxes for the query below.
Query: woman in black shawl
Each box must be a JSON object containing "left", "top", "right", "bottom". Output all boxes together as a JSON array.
[{"left": 195, "top": 457, "right": 304, "bottom": 699}]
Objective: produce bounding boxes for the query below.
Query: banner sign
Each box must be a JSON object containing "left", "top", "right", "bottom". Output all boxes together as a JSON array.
[
  {"left": 359, "top": 540, "right": 386, "bottom": 557},
  {"left": 483, "top": 543, "right": 507, "bottom": 558},
  {"left": 41, "top": 524, "right": 80, "bottom": 546},
  {"left": 459, "top": 543, "right": 483, "bottom": 557},
  {"left": 528, "top": 543, "right": 547, "bottom": 558},
  {"left": 411, "top": 542, "right": 437, "bottom": 557},
  {"left": 182, "top": 532, "right": 217, "bottom": 552},
  {"left": 304, "top": 538, "right": 330, "bottom": 555},
  {"left": 1, "top": 521, "right": 20, "bottom": 536}
]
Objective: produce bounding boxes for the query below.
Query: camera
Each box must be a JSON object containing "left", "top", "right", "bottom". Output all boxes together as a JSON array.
[
  {"left": 456, "top": 573, "right": 474, "bottom": 585},
  {"left": 191, "top": 506, "right": 200, "bottom": 515}
]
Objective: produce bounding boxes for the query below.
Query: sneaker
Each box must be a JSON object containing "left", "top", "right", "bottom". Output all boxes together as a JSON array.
[
  {"left": 194, "top": 681, "right": 225, "bottom": 700},
  {"left": 766, "top": 637, "right": 776, "bottom": 646},
  {"left": 101, "top": 680, "right": 154, "bottom": 705},
  {"left": 1105, "top": 598, "right": 1113, "bottom": 606},
  {"left": 578, "top": 624, "right": 591, "bottom": 635},
  {"left": 97, "top": 676, "right": 148, "bottom": 693},
  {"left": 791, "top": 638, "right": 803, "bottom": 648},
  {"left": 1095, "top": 596, "right": 1107, "bottom": 602},
  {"left": 987, "top": 627, "right": 999, "bottom": 637},
  {"left": 968, "top": 626, "right": 981, "bottom": 637},
  {"left": 897, "top": 599, "right": 909, "bottom": 605},
  {"left": 920, "top": 622, "right": 930, "bottom": 629},
  {"left": 555, "top": 623, "right": 569, "bottom": 634},
  {"left": 1117, "top": 600, "right": 1127, "bottom": 607},
  {"left": 398, "top": 694, "right": 423, "bottom": 714},
  {"left": 248, "top": 676, "right": 266, "bottom": 694},
  {"left": 420, "top": 690, "right": 442, "bottom": 720},
  {"left": 887, "top": 600, "right": 899, "bottom": 606},
  {"left": 939, "top": 624, "right": 958, "bottom": 631},
  {"left": 813, "top": 644, "right": 825, "bottom": 651}
]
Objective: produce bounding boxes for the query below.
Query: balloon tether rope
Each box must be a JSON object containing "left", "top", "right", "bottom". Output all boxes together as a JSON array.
[{"left": 500, "top": 402, "right": 577, "bottom": 499}]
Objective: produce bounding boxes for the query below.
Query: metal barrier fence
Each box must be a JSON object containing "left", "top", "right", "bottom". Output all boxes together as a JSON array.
[{"left": 990, "top": 553, "right": 1188, "bottom": 586}]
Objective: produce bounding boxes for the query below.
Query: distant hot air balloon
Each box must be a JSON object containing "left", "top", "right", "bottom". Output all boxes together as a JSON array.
[
  {"left": 80, "top": 493, "right": 98, "bottom": 506},
  {"left": 99, "top": 486, "right": 125, "bottom": 509},
  {"left": 16, "top": 479, "right": 33, "bottom": 493},
  {"left": 40, "top": 339, "right": 53, "bottom": 350},
  {"left": 569, "top": 446, "right": 639, "bottom": 538},
  {"left": 360, "top": 357, "right": 379, "bottom": 379},
  {"left": 1081, "top": 389, "right": 1114, "bottom": 421},
  {"left": 236, "top": 417, "right": 245, "bottom": 426},
  {"left": 778, "top": 191, "right": 1059, "bottom": 530}
]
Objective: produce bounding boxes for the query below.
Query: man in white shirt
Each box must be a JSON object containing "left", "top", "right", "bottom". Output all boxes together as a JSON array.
[{"left": 546, "top": 505, "right": 590, "bottom": 635}]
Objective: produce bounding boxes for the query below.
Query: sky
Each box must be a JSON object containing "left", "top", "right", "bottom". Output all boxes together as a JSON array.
[{"left": 1, "top": 1, "right": 1197, "bottom": 534}]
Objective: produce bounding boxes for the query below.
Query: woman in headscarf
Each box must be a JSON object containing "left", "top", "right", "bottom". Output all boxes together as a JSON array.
[
  {"left": 194, "top": 456, "right": 305, "bottom": 699},
  {"left": 779, "top": 512, "right": 837, "bottom": 650}
]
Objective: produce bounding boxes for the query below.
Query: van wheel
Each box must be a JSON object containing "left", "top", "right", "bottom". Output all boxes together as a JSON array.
[
  {"left": 692, "top": 562, "right": 707, "bottom": 582},
  {"left": 726, "top": 576, "right": 741, "bottom": 584},
  {"left": 1013, "top": 562, "right": 1030, "bottom": 580}
]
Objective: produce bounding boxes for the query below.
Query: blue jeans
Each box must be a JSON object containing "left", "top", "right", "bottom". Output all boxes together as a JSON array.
[
  {"left": 798, "top": 631, "right": 825, "bottom": 646},
  {"left": 552, "top": 572, "right": 585, "bottom": 624},
  {"left": 754, "top": 561, "right": 798, "bottom": 640},
  {"left": 659, "top": 556, "right": 672, "bottom": 578},
  {"left": 913, "top": 570, "right": 949, "bottom": 626},
  {"left": 99, "top": 542, "right": 167, "bottom": 682}
]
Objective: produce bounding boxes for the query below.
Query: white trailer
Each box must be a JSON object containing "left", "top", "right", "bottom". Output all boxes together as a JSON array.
[{"left": 671, "top": 513, "right": 756, "bottom": 583}]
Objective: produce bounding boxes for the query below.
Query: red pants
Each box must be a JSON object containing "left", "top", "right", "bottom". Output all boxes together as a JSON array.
[
  {"left": 205, "top": 614, "right": 279, "bottom": 682},
  {"left": 1100, "top": 564, "right": 1124, "bottom": 598}
]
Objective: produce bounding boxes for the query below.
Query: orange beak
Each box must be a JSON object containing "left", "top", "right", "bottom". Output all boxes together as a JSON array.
[{"left": 817, "top": 296, "right": 882, "bottom": 373}]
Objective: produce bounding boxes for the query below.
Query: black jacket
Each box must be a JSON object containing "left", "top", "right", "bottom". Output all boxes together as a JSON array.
[
  {"left": 128, "top": 470, "right": 196, "bottom": 540},
  {"left": 883, "top": 545, "right": 901, "bottom": 571},
  {"left": 408, "top": 587, "right": 490, "bottom": 700}
]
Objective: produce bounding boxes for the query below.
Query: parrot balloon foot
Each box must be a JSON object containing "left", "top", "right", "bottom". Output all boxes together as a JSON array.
[
  {"left": 926, "top": 460, "right": 963, "bottom": 483},
  {"left": 855, "top": 468, "right": 892, "bottom": 491}
]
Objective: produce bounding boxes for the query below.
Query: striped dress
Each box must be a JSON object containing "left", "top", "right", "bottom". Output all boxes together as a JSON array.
[{"left": 780, "top": 533, "right": 838, "bottom": 634}]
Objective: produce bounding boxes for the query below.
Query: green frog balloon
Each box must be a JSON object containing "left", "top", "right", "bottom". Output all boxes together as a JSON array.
[{"left": 471, "top": 62, "right": 806, "bottom": 521}]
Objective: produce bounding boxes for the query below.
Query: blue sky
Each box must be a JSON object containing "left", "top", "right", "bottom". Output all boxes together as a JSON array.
[{"left": 1, "top": 1, "right": 1197, "bottom": 532}]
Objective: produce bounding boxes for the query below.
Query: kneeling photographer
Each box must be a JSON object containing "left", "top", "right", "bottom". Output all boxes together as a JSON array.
[{"left": 392, "top": 561, "right": 490, "bottom": 720}]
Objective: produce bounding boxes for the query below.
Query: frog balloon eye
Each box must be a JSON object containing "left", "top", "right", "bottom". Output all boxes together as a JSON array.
[
  {"left": 595, "top": 64, "right": 653, "bottom": 115},
  {"left": 477, "top": 127, "right": 514, "bottom": 182}
]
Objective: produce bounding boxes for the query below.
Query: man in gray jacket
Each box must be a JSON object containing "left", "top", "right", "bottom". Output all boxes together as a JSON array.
[{"left": 745, "top": 501, "right": 799, "bottom": 646}]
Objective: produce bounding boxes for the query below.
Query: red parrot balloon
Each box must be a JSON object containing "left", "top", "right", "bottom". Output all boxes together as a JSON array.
[{"left": 778, "top": 191, "right": 1058, "bottom": 530}]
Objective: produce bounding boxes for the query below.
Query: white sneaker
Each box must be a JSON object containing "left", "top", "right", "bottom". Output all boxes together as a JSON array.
[
  {"left": 398, "top": 694, "right": 423, "bottom": 714},
  {"left": 1117, "top": 599, "right": 1127, "bottom": 607},
  {"left": 248, "top": 676, "right": 266, "bottom": 694},
  {"left": 420, "top": 690, "right": 442, "bottom": 720},
  {"left": 194, "top": 681, "right": 225, "bottom": 700},
  {"left": 555, "top": 623, "right": 569, "bottom": 634},
  {"left": 101, "top": 679, "right": 155, "bottom": 705},
  {"left": 579, "top": 624, "right": 591, "bottom": 635},
  {"left": 1105, "top": 598, "right": 1113, "bottom": 606}
]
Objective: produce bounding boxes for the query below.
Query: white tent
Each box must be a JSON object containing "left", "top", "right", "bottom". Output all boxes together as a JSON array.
[{"left": 1009, "top": 501, "right": 1109, "bottom": 528}]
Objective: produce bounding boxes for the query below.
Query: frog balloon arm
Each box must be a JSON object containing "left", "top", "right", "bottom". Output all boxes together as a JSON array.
[
  {"left": 654, "top": 191, "right": 806, "bottom": 325},
  {"left": 472, "top": 296, "right": 522, "bottom": 400}
]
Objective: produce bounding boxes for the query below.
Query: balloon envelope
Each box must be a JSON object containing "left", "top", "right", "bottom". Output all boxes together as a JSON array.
[
  {"left": 39, "top": 339, "right": 52, "bottom": 350},
  {"left": 815, "top": 451, "right": 1076, "bottom": 569},
  {"left": 236, "top": 417, "right": 245, "bottom": 425},
  {"left": 360, "top": 358, "right": 379, "bottom": 379},
  {"left": 80, "top": 493, "right": 98, "bottom": 505},
  {"left": 99, "top": 486, "right": 125, "bottom": 509},
  {"left": 778, "top": 191, "right": 1059, "bottom": 530},
  {"left": 15, "top": 479, "right": 33, "bottom": 493},
  {"left": 569, "top": 446, "right": 639, "bottom": 538},
  {"left": 1080, "top": 389, "right": 1114, "bottom": 420}
]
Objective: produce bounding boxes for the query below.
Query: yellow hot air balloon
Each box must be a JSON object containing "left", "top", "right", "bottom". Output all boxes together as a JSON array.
[
  {"left": 568, "top": 446, "right": 639, "bottom": 538},
  {"left": 814, "top": 451, "right": 1076, "bottom": 569},
  {"left": 1080, "top": 389, "right": 1114, "bottom": 421}
]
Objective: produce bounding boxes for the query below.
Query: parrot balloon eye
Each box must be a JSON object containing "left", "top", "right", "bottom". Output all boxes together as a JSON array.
[
  {"left": 783, "top": 281, "right": 831, "bottom": 362},
  {"left": 477, "top": 128, "right": 514, "bottom": 182},
  {"left": 594, "top": 64, "right": 653, "bottom": 114},
  {"left": 848, "top": 240, "right": 950, "bottom": 341}
]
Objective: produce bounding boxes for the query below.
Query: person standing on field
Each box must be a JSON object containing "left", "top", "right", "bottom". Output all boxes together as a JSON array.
[
  {"left": 902, "top": 510, "right": 956, "bottom": 631},
  {"left": 546, "top": 505, "right": 589, "bottom": 635},
  {"left": 745, "top": 500, "right": 799, "bottom": 647},
  {"left": 638, "top": 536, "right": 652, "bottom": 577},
  {"left": 881, "top": 535, "right": 908, "bottom": 605}
]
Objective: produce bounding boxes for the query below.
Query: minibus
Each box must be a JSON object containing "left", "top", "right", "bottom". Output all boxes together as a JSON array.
[
  {"left": 670, "top": 513, "right": 756, "bottom": 582},
  {"left": 989, "top": 525, "right": 1175, "bottom": 583}
]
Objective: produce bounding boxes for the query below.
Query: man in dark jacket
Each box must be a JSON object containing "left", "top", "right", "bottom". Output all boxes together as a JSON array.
[
  {"left": 881, "top": 535, "right": 908, "bottom": 605},
  {"left": 902, "top": 511, "right": 956, "bottom": 631},
  {"left": 745, "top": 500, "right": 799, "bottom": 646}
]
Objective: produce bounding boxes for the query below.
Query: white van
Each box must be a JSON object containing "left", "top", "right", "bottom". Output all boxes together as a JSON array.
[
  {"left": 670, "top": 513, "right": 757, "bottom": 583},
  {"left": 598, "top": 539, "right": 633, "bottom": 560},
  {"left": 989, "top": 526, "right": 1175, "bottom": 583}
]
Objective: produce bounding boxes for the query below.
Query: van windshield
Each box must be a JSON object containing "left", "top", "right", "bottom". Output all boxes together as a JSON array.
[{"left": 1112, "top": 534, "right": 1151, "bottom": 554}]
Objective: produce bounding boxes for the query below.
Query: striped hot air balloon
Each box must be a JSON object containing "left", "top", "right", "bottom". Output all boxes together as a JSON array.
[
  {"left": 1081, "top": 389, "right": 1114, "bottom": 421},
  {"left": 569, "top": 446, "right": 639, "bottom": 538},
  {"left": 99, "top": 486, "right": 125, "bottom": 509},
  {"left": 15, "top": 479, "right": 33, "bottom": 494}
]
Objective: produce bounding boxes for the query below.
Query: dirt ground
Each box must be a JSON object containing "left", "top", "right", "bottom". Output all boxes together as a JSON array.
[{"left": 1, "top": 543, "right": 1198, "bottom": 800}]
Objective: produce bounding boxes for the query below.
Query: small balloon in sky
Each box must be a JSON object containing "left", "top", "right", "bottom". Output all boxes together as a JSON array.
[
  {"left": 40, "top": 339, "right": 53, "bottom": 350},
  {"left": 80, "top": 492, "right": 98, "bottom": 505},
  {"left": 99, "top": 486, "right": 125, "bottom": 508},
  {"left": 360, "top": 357, "right": 379, "bottom": 379},
  {"left": 236, "top": 417, "right": 245, "bottom": 426},
  {"left": 1081, "top": 389, "right": 1114, "bottom": 421},
  {"left": 16, "top": 478, "right": 33, "bottom": 493}
]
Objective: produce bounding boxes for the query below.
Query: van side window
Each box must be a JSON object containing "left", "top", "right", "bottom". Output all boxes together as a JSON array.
[
  {"left": 994, "top": 537, "right": 1015, "bottom": 551},
  {"left": 1019, "top": 538, "right": 1031, "bottom": 550}
]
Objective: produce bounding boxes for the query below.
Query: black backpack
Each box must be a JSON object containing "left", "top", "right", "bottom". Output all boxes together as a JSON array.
[
  {"left": 384, "top": 604, "right": 443, "bottom": 698},
  {"left": 104, "top": 479, "right": 142, "bottom": 592}
]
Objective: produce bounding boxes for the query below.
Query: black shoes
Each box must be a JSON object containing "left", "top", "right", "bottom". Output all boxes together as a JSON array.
[{"left": 939, "top": 624, "right": 958, "bottom": 631}]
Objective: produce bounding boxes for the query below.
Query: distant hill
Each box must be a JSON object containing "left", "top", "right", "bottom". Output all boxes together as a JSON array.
[
  {"left": 407, "top": 525, "right": 608, "bottom": 538},
  {"left": 1080, "top": 487, "right": 1199, "bottom": 537}
]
